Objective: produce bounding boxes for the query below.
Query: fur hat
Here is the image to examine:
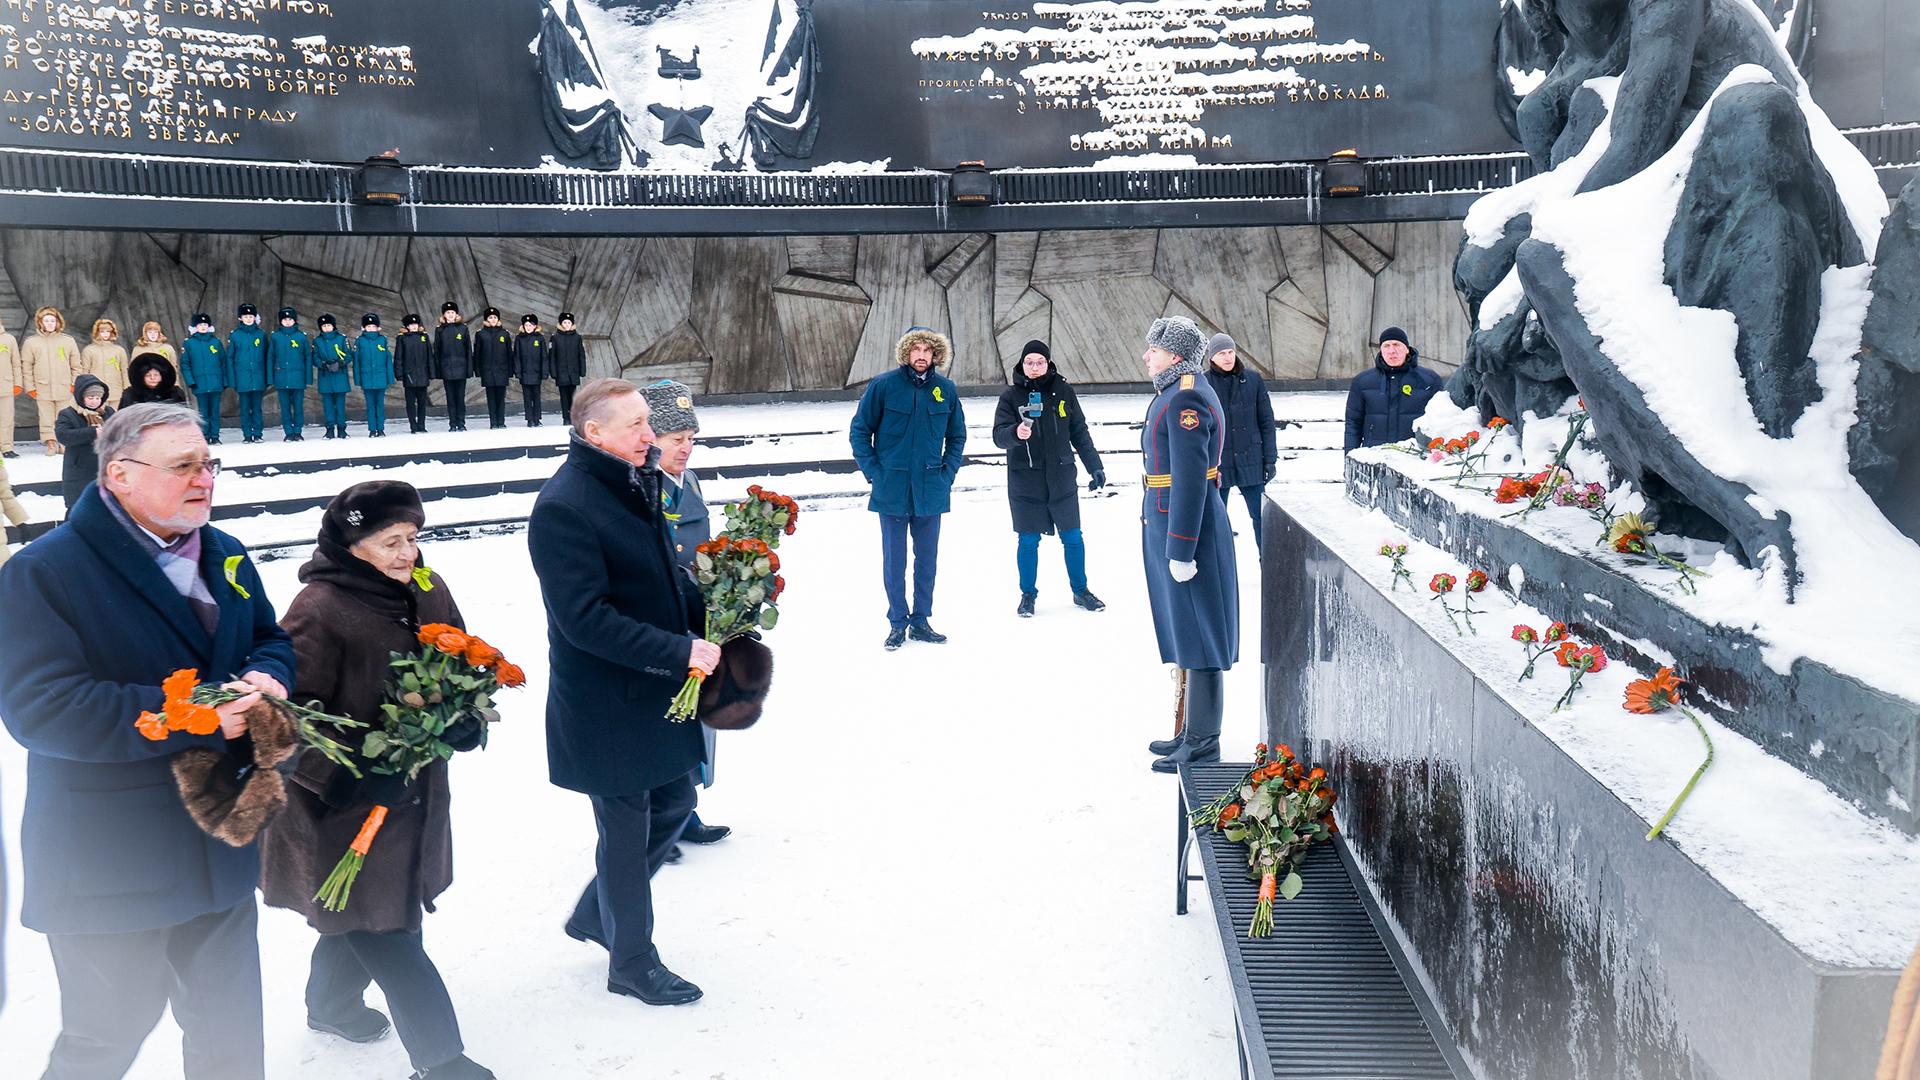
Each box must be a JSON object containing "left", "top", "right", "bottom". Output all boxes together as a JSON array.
[
  {"left": 483, "top": 306, "right": 501, "bottom": 320},
  {"left": 520, "top": 313, "right": 538, "bottom": 327},
  {"left": 317, "top": 313, "right": 337, "bottom": 330},
  {"left": 639, "top": 379, "right": 698, "bottom": 435},
  {"left": 1145, "top": 316, "right": 1206, "bottom": 365},
  {"left": 192, "top": 312, "right": 213, "bottom": 327},
  {"left": 237, "top": 303, "right": 258, "bottom": 318},
  {"left": 894, "top": 326, "right": 952, "bottom": 369},
  {"left": 362, "top": 313, "right": 381, "bottom": 328},
  {"left": 697, "top": 636, "right": 774, "bottom": 730},
  {"left": 277, "top": 307, "right": 297, "bottom": 322},
  {"left": 558, "top": 311, "right": 576, "bottom": 325},
  {"left": 404, "top": 313, "right": 423, "bottom": 327},
  {"left": 1378, "top": 325, "right": 1410, "bottom": 347},
  {"left": 170, "top": 698, "right": 300, "bottom": 847},
  {"left": 1020, "top": 339, "right": 1050, "bottom": 361},
  {"left": 321, "top": 480, "right": 425, "bottom": 548},
  {"left": 442, "top": 300, "right": 460, "bottom": 314}
]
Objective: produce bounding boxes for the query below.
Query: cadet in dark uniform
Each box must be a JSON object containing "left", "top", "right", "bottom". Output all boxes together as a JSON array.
[
  {"left": 514, "top": 315, "right": 548, "bottom": 427},
  {"left": 434, "top": 301, "right": 473, "bottom": 432},
  {"left": 472, "top": 308, "right": 516, "bottom": 430},
  {"left": 1135, "top": 316, "right": 1239, "bottom": 773},
  {"left": 548, "top": 313, "right": 587, "bottom": 426},
  {"left": 396, "top": 314, "right": 435, "bottom": 434},
  {"left": 229, "top": 304, "right": 269, "bottom": 443}
]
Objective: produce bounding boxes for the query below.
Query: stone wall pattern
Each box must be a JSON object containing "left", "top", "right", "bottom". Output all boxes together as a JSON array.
[{"left": 0, "top": 223, "right": 1469, "bottom": 433}]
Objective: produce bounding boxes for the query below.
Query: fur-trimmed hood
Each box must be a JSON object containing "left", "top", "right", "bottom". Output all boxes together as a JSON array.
[
  {"left": 90, "top": 318, "right": 119, "bottom": 342},
  {"left": 32, "top": 305, "right": 64, "bottom": 335},
  {"left": 139, "top": 320, "right": 169, "bottom": 345},
  {"left": 894, "top": 327, "right": 952, "bottom": 370}
]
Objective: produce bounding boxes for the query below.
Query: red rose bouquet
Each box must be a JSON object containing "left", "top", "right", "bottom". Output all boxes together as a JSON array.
[
  {"left": 665, "top": 536, "right": 785, "bottom": 723},
  {"left": 1189, "top": 743, "right": 1339, "bottom": 937}
]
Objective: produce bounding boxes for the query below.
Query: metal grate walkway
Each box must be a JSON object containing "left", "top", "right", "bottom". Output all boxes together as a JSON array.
[{"left": 1179, "top": 762, "right": 1466, "bottom": 1080}]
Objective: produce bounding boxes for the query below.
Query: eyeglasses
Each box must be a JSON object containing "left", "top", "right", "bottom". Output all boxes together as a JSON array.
[{"left": 120, "top": 457, "right": 221, "bottom": 479}]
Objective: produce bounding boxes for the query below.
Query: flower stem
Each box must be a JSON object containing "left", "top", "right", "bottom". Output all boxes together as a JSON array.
[{"left": 1646, "top": 707, "right": 1715, "bottom": 840}]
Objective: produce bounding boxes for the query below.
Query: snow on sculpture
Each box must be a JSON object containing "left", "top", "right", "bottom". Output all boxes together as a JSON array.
[{"left": 536, "top": 0, "right": 642, "bottom": 169}]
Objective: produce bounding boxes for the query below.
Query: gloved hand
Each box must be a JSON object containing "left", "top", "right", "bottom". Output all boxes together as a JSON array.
[
  {"left": 1263, "top": 461, "right": 1277, "bottom": 483},
  {"left": 441, "top": 713, "right": 486, "bottom": 753},
  {"left": 1170, "top": 559, "right": 1198, "bottom": 583},
  {"left": 1088, "top": 469, "right": 1106, "bottom": 491}
]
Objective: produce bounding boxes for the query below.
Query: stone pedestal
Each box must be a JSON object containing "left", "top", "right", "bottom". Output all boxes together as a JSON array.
[{"left": 1259, "top": 492, "right": 1899, "bottom": 1080}]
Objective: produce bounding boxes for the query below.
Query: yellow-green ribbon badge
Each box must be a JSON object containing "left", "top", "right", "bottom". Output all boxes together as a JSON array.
[
  {"left": 1401, "top": 384, "right": 1413, "bottom": 395},
  {"left": 932, "top": 386, "right": 944, "bottom": 402},
  {"left": 411, "top": 565, "right": 435, "bottom": 591},
  {"left": 1057, "top": 399, "right": 1068, "bottom": 418},
  {"left": 223, "top": 555, "right": 251, "bottom": 599}
]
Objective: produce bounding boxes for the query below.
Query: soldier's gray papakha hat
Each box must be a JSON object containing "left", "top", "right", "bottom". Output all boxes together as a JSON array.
[
  {"left": 640, "top": 379, "right": 699, "bottom": 435},
  {"left": 1145, "top": 315, "right": 1208, "bottom": 366}
]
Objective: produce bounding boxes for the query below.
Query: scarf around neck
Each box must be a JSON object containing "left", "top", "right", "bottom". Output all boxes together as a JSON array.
[{"left": 1153, "top": 356, "right": 1205, "bottom": 393}]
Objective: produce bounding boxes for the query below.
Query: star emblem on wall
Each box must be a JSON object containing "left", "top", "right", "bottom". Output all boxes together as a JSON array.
[{"left": 648, "top": 103, "right": 713, "bottom": 148}]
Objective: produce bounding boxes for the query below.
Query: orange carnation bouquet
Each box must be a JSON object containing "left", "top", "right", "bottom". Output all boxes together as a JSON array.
[
  {"left": 135, "top": 667, "right": 364, "bottom": 771},
  {"left": 313, "top": 622, "right": 525, "bottom": 911},
  {"left": 665, "top": 536, "right": 784, "bottom": 723},
  {"left": 1189, "top": 743, "right": 1339, "bottom": 937}
]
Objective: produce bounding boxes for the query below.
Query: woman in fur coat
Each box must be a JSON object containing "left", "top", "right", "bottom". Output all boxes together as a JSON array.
[{"left": 258, "top": 481, "right": 493, "bottom": 1080}]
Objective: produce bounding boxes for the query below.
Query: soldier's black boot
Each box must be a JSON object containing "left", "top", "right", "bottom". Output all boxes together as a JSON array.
[
  {"left": 1153, "top": 668, "right": 1223, "bottom": 773},
  {"left": 1147, "top": 737, "right": 1183, "bottom": 756}
]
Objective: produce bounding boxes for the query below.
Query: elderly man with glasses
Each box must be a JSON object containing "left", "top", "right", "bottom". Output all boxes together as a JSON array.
[{"left": 0, "top": 402, "right": 295, "bottom": 1079}]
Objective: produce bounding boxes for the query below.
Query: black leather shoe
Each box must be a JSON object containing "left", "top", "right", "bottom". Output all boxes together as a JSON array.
[
  {"left": 1147, "top": 737, "right": 1183, "bottom": 756},
  {"left": 1073, "top": 590, "right": 1106, "bottom": 612},
  {"left": 308, "top": 1006, "right": 391, "bottom": 1044},
  {"left": 883, "top": 627, "right": 907, "bottom": 650},
  {"left": 564, "top": 920, "right": 607, "bottom": 949},
  {"left": 664, "top": 845, "right": 684, "bottom": 864},
  {"left": 608, "top": 964, "right": 703, "bottom": 1006},
  {"left": 412, "top": 1054, "right": 495, "bottom": 1079},
  {"left": 682, "top": 823, "right": 731, "bottom": 845},
  {"left": 1017, "top": 593, "right": 1036, "bottom": 617},
  {"left": 907, "top": 620, "right": 947, "bottom": 644}
]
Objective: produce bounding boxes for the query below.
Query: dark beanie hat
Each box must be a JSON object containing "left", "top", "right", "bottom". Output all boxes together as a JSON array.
[
  {"left": 1378, "top": 326, "right": 1410, "bottom": 347},
  {"left": 321, "top": 480, "right": 426, "bottom": 548},
  {"left": 1020, "top": 339, "right": 1050, "bottom": 361}
]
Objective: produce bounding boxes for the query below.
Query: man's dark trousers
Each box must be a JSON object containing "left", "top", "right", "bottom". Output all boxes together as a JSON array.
[
  {"left": 520, "top": 385, "right": 542, "bottom": 426},
  {"left": 565, "top": 774, "right": 696, "bottom": 980},
  {"left": 485, "top": 385, "right": 508, "bottom": 428},
  {"left": 43, "top": 899, "right": 264, "bottom": 1080},
  {"left": 1230, "top": 483, "right": 1265, "bottom": 547},
  {"left": 879, "top": 512, "right": 942, "bottom": 628},
  {"left": 307, "top": 930, "right": 462, "bottom": 1072}
]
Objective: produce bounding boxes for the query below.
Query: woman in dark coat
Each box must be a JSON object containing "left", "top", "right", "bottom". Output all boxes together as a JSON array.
[
  {"left": 991, "top": 339, "right": 1106, "bottom": 616},
  {"left": 259, "top": 481, "right": 493, "bottom": 1080},
  {"left": 1202, "top": 333, "right": 1278, "bottom": 547},
  {"left": 118, "top": 351, "right": 189, "bottom": 408},
  {"left": 54, "top": 374, "right": 112, "bottom": 509}
]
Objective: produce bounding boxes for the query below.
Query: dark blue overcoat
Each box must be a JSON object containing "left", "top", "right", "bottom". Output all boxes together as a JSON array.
[
  {"left": 0, "top": 485, "right": 295, "bottom": 934},
  {"left": 849, "top": 365, "right": 967, "bottom": 517},
  {"left": 528, "top": 439, "right": 706, "bottom": 797},
  {"left": 1140, "top": 373, "right": 1239, "bottom": 671}
]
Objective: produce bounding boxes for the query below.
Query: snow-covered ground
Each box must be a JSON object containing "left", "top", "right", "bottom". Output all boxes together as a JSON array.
[{"left": 0, "top": 393, "right": 1343, "bottom": 1078}]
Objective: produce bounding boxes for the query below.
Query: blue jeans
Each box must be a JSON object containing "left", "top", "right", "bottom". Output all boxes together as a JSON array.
[
  {"left": 196, "top": 389, "right": 224, "bottom": 441},
  {"left": 1228, "top": 483, "right": 1265, "bottom": 548},
  {"left": 237, "top": 390, "right": 265, "bottom": 439},
  {"left": 879, "top": 513, "right": 942, "bottom": 628},
  {"left": 363, "top": 389, "right": 387, "bottom": 434},
  {"left": 1017, "top": 528, "right": 1088, "bottom": 594},
  {"left": 320, "top": 392, "right": 348, "bottom": 431},
  {"left": 277, "top": 389, "right": 305, "bottom": 436}
]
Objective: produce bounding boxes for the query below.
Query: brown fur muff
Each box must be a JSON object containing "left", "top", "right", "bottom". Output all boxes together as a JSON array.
[
  {"left": 697, "top": 636, "right": 774, "bottom": 730},
  {"left": 171, "top": 698, "right": 300, "bottom": 847}
]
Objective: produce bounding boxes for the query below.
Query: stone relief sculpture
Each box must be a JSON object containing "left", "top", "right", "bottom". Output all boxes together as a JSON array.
[{"left": 1455, "top": 0, "right": 1909, "bottom": 578}]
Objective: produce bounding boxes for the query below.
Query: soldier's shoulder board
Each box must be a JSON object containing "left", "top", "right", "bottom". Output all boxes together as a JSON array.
[{"left": 1179, "top": 373, "right": 1195, "bottom": 390}]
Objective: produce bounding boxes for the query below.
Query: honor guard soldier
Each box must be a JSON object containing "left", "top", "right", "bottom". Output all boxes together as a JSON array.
[{"left": 1136, "top": 315, "right": 1239, "bottom": 773}]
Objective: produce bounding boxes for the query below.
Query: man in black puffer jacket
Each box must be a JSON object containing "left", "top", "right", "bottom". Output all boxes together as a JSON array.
[
  {"left": 1203, "top": 333, "right": 1278, "bottom": 548},
  {"left": 1344, "top": 325, "right": 1444, "bottom": 452},
  {"left": 990, "top": 339, "right": 1105, "bottom": 616}
]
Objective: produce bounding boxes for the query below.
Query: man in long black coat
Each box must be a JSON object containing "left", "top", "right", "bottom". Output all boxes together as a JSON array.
[
  {"left": 990, "top": 339, "right": 1106, "bottom": 616},
  {"left": 0, "top": 401, "right": 295, "bottom": 1078},
  {"left": 1203, "top": 333, "right": 1278, "bottom": 547},
  {"left": 528, "top": 377, "right": 720, "bottom": 1007}
]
